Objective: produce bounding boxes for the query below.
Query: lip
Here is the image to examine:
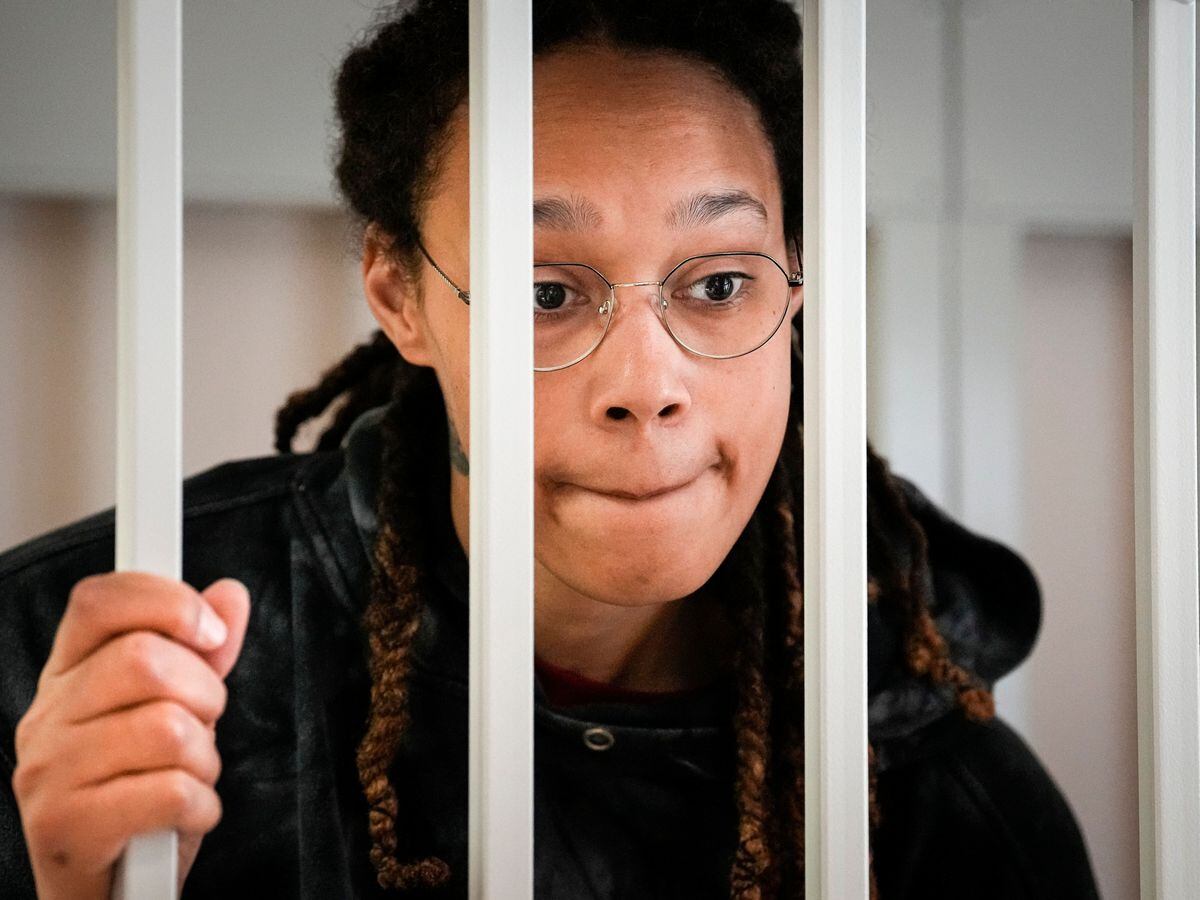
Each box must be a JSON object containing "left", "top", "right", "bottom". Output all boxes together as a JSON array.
[
  {"left": 592, "top": 482, "right": 690, "bottom": 501},
  {"left": 580, "top": 467, "right": 712, "bottom": 502}
]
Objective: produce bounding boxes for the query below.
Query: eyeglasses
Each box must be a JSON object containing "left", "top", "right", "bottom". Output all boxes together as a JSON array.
[{"left": 415, "top": 235, "right": 803, "bottom": 372}]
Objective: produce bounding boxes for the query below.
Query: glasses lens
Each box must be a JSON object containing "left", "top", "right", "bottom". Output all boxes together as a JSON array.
[
  {"left": 661, "top": 254, "right": 790, "bottom": 357},
  {"left": 533, "top": 263, "right": 612, "bottom": 369}
]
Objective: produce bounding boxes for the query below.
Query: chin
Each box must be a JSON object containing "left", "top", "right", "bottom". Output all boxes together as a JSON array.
[
  {"left": 549, "top": 538, "right": 724, "bottom": 607},
  {"left": 536, "top": 468, "right": 748, "bottom": 602}
]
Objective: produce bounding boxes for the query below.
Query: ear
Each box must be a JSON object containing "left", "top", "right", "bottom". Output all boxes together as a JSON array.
[{"left": 362, "top": 228, "right": 435, "bottom": 368}]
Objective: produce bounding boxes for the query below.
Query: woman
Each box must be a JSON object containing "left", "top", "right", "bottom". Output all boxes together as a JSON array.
[{"left": 0, "top": 0, "right": 1101, "bottom": 897}]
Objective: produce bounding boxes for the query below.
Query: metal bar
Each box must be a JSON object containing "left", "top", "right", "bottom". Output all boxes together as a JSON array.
[
  {"left": 801, "top": 1, "right": 870, "bottom": 897},
  {"left": 1132, "top": 1, "right": 1200, "bottom": 897},
  {"left": 467, "top": 0, "right": 534, "bottom": 896},
  {"left": 110, "top": 0, "right": 183, "bottom": 898}
]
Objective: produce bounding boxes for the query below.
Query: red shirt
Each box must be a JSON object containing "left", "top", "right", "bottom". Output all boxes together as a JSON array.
[{"left": 533, "top": 654, "right": 713, "bottom": 706}]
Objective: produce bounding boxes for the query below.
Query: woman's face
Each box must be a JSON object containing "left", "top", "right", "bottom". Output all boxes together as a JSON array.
[{"left": 365, "top": 44, "right": 802, "bottom": 609}]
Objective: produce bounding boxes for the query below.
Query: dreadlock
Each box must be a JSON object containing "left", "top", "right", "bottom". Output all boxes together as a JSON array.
[{"left": 275, "top": 0, "right": 996, "bottom": 895}]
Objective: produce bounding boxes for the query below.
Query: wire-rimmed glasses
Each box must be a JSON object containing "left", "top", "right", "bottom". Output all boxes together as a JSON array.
[{"left": 415, "top": 235, "right": 803, "bottom": 372}]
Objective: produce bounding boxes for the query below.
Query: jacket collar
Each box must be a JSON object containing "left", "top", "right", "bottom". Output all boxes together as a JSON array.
[{"left": 300, "top": 402, "right": 1040, "bottom": 767}]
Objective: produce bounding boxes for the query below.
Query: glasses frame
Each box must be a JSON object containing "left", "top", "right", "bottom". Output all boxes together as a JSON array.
[{"left": 414, "top": 234, "right": 804, "bottom": 372}]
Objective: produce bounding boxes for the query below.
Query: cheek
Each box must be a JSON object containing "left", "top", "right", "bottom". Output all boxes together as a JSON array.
[
  {"left": 719, "top": 357, "right": 793, "bottom": 513},
  {"left": 434, "top": 317, "right": 472, "bottom": 452},
  {"left": 764, "top": 351, "right": 796, "bottom": 458}
]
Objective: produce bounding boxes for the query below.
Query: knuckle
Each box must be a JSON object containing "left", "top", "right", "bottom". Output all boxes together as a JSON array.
[
  {"left": 10, "top": 759, "right": 38, "bottom": 800},
  {"left": 205, "top": 790, "right": 224, "bottom": 830},
  {"left": 201, "top": 728, "right": 224, "bottom": 784},
  {"left": 189, "top": 784, "right": 223, "bottom": 833},
  {"left": 168, "top": 589, "right": 202, "bottom": 640},
  {"left": 160, "top": 770, "right": 195, "bottom": 815},
  {"left": 211, "top": 679, "right": 229, "bottom": 719},
  {"left": 67, "top": 574, "right": 107, "bottom": 620},
  {"left": 150, "top": 702, "right": 193, "bottom": 756},
  {"left": 123, "top": 632, "right": 168, "bottom": 690},
  {"left": 12, "top": 709, "right": 50, "bottom": 789},
  {"left": 12, "top": 706, "right": 38, "bottom": 759},
  {"left": 211, "top": 746, "right": 224, "bottom": 784}
]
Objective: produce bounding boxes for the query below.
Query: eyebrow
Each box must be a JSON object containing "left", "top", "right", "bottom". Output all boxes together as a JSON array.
[
  {"left": 666, "top": 189, "right": 769, "bottom": 230},
  {"left": 533, "top": 194, "right": 603, "bottom": 231},
  {"left": 531, "top": 189, "right": 768, "bottom": 232}
]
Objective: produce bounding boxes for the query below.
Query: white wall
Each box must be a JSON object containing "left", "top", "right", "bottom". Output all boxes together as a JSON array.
[
  {"left": 0, "top": 197, "right": 374, "bottom": 551},
  {"left": 0, "top": 1, "right": 379, "bottom": 204}
]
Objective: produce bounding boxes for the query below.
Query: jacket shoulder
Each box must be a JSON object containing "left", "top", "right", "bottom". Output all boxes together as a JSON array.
[
  {"left": 873, "top": 709, "right": 1100, "bottom": 899},
  {"left": 0, "top": 452, "right": 318, "bottom": 582}
]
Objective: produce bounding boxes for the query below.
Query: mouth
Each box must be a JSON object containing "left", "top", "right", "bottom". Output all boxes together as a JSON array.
[
  {"left": 589, "top": 479, "right": 697, "bottom": 501},
  {"left": 572, "top": 463, "right": 718, "bottom": 503}
]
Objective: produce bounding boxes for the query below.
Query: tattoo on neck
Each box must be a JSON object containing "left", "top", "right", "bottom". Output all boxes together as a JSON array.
[{"left": 448, "top": 420, "right": 469, "bottom": 476}]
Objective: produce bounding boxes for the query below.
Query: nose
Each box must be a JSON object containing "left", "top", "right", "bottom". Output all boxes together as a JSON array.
[{"left": 587, "top": 284, "right": 692, "bottom": 427}]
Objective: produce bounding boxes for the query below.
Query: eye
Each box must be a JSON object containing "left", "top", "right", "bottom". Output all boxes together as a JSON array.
[
  {"left": 533, "top": 264, "right": 610, "bottom": 326},
  {"left": 535, "top": 281, "right": 572, "bottom": 311},
  {"left": 685, "top": 272, "right": 748, "bottom": 304}
]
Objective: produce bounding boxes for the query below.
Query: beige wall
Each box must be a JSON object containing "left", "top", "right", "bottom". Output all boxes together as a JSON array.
[
  {"left": 867, "top": 226, "right": 1138, "bottom": 900},
  {"left": 0, "top": 196, "right": 376, "bottom": 551},
  {"left": 1018, "top": 234, "right": 1137, "bottom": 900}
]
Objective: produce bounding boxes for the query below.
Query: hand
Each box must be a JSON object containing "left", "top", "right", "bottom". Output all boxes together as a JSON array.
[{"left": 12, "top": 573, "right": 251, "bottom": 900}]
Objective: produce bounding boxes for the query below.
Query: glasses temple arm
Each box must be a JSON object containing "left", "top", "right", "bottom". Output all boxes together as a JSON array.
[{"left": 416, "top": 235, "right": 472, "bottom": 305}]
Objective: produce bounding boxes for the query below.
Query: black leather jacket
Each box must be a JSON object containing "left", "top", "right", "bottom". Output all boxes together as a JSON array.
[{"left": 0, "top": 405, "right": 1101, "bottom": 898}]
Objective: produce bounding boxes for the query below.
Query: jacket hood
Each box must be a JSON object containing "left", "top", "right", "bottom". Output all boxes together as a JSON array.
[{"left": 339, "top": 403, "right": 1042, "bottom": 754}]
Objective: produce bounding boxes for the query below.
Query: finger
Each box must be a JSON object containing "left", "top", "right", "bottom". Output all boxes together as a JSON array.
[
  {"left": 78, "top": 700, "right": 221, "bottom": 790},
  {"left": 50, "top": 630, "right": 228, "bottom": 728},
  {"left": 22, "top": 770, "right": 222, "bottom": 879},
  {"left": 42, "top": 572, "right": 228, "bottom": 682},
  {"left": 89, "top": 768, "right": 223, "bottom": 844},
  {"left": 196, "top": 579, "right": 251, "bottom": 681},
  {"left": 14, "top": 700, "right": 221, "bottom": 801}
]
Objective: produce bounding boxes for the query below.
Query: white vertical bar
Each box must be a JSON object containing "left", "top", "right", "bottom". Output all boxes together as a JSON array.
[
  {"left": 467, "top": 0, "right": 534, "bottom": 897},
  {"left": 802, "top": 1, "right": 869, "bottom": 898},
  {"left": 1132, "top": 1, "right": 1200, "bottom": 898},
  {"left": 111, "top": 0, "right": 182, "bottom": 899}
]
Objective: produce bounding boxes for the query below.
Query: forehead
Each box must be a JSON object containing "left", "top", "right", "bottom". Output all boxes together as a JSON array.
[
  {"left": 530, "top": 45, "right": 781, "bottom": 222},
  {"left": 431, "top": 44, "right": 782, "bottom": 236}
]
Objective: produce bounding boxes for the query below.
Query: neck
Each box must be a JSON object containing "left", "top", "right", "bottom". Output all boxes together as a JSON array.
[{"left": 448, "top": 466, "right": 732, "bottom": 692}]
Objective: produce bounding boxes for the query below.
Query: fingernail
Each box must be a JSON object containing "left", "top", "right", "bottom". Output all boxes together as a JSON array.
[{"left": 198, "top": 602, "right": 229, "bottom": 648}]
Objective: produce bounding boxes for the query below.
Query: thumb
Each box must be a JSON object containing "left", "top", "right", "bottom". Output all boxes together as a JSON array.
[{"left": 197, "top": 578, "right": 251, "bottom": 681}]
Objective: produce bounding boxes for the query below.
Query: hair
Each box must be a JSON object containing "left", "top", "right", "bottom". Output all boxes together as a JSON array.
[{"left": 275, "top": 1, "right": 996, "bottom": 895}]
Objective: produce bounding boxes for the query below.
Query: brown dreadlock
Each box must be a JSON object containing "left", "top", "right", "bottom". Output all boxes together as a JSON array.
[{"left": 274, "top": 0, "right": 996, "bottom": 895}]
